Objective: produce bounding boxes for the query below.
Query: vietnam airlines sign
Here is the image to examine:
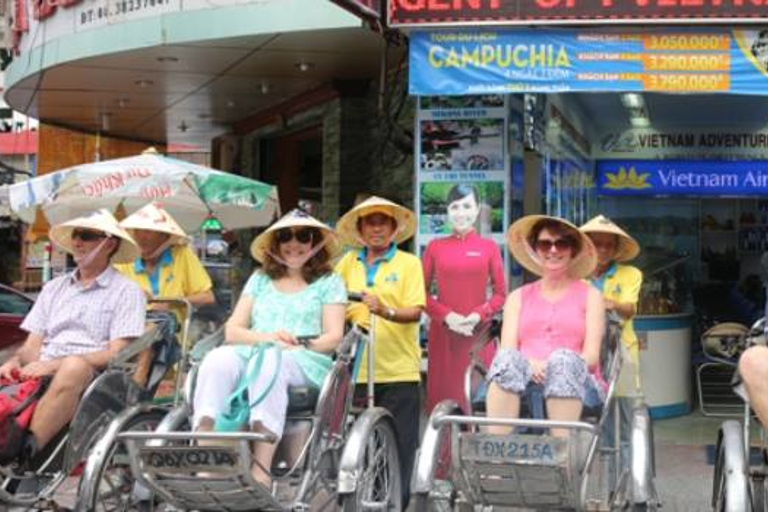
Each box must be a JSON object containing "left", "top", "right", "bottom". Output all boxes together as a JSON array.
[
  {"left": 597, "top": 160, "right": 768, "bottom": 196},
  {"left": 388, "top": 0, "right": 768, "bottom": 27}
]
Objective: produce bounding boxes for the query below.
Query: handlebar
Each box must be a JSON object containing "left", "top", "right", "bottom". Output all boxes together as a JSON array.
[{"left": 348, "top": 291, "right": 364, "bottom": 303}]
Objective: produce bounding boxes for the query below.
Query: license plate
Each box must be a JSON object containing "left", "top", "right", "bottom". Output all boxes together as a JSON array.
[
  {"left": 460, "top": 434, "right": 565, "bottom": 464},
  {"left": 140, "top": 446, "right": 240, "bottom": 472}
]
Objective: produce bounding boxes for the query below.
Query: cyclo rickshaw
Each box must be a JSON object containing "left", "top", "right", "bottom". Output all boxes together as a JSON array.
[
  {"left": 412, "top": 313, "right": 660, "bottom": 511},
  {"left": 711, "top": 317, "right": 768, "bottom": 511},
  {"left": 0, "top": 298, "right": 212, "bottom": 511},
  {"left": 96, "top": 292, "right": 401, "bottom": 511}
]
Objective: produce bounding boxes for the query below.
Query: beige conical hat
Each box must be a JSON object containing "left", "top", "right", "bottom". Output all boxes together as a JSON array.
[
  {"left": 250, "top": 209, "right": 340, "bottom": 264},
  {"left": 49, "top": 209, "right": 140, "bottom": 264},
  {"left": 579, "top": 214, "right": 640, "bottom": 262},
  {"left": 336, "top": 196, "right": 416, "bottom": 247},
  {"left": 507, "top": 214, "right": 597, "bottom": 279},
  {"left": 120, "top": 202, "right": 190, "bottom": 246}
]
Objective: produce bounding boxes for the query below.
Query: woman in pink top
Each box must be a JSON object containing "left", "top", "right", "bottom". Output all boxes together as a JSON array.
[
  {"left": 487, "top": 215, "right": 605, "bottom": 436},
  {"left": 423, "top": 184, "right": 506, "bottom": 413}
]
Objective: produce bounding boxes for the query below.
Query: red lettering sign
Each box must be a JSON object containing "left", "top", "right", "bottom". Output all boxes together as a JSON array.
[{"left": 388, "top": 0, "right": 768, "bottom": 25}]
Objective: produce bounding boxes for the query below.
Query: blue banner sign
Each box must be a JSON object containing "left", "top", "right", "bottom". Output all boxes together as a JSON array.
[
  {"left": 597, "top": 160, "right": 768, "bottom": 196},
  {"left": 410, "top": 28, "right": 768, "bottom": 96}
]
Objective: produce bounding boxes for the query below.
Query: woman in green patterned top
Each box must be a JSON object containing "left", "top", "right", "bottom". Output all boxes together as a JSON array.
[{"left": 193, "top": 209, "right": 347, "bottom": 487}]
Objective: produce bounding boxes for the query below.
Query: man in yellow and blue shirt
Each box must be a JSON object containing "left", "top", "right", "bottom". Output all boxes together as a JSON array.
[
  {"left": 117, "top": 202, "right": 215, "bottom": 318},
  {"left": 116, "top": 203, "right": 215, "bottom": 389},
  {"left": 581, "top": 214, "right": 643, "bottom": 476},
  {"left": 334, "top": 196, "right": 425, "bottom": 508}
]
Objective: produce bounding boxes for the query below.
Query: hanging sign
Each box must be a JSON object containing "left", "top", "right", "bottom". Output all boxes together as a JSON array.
[
  {"left": 597, "top": 159, "right": 768, "bottom": 196},
  {"left": 389, "top": 0, "right": 768, "bottom": 26},
  {"left": 410, "top": 28, "right": 768, "bottom": 96},
  {"left": 595, "top": 128, "right": 768, "bottom": 159}
]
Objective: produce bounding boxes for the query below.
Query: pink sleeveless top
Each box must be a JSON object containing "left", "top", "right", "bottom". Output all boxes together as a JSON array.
[{"left": 518, "top": 280, "right": 589, "bottom": 361}]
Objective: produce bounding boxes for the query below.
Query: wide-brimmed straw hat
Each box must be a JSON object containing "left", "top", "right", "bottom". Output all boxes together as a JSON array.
[
  {"left": 507, "top": 214, "right": 597, "bottom": 279},
  {"left": 250, "top": 209, "right": 340, "bottom": 264},
  {"left": 579, "top": 214, "right": 640, "bottom": 262},
  {"left": 49, "top": 209, "right": 140, "bottom": 265},
  {"left": 120, "top": 202, "right": 190, "bottom": 246},
  {"left": 336, "top": 196, "right": 416, "bottom": 247}
]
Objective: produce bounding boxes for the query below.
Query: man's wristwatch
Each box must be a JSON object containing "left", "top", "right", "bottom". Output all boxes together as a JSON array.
[{"left": 386, "top": 307, "right": 396, "bottom": 320}]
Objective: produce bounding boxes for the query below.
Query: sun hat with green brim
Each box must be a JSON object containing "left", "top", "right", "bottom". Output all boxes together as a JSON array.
[
  {"left": 335, "top": 196, "right": 416, "bottom": 247},
  {"left": 250, "top": 209, "right": 340, "bottom": 264},
  {"left": 49, "top": 209, "right": 140, "bottom": 265},
  {"left": 579, "top": 214, "right": 641, "bottom": 263},
  {"left": 120, "top": 202, "right": 191, "bottom": 247},
  {"left": 507, "top": 214, "right": 597, "bottom": 279}
]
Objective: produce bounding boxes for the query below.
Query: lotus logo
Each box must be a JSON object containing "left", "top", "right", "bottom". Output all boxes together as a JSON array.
[{"left": 603, "top": 166, "right": 652, "bottom": 190}]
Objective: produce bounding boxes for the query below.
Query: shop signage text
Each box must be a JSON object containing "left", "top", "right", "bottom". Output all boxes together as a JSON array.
[
  {"left": 410, "top": 29, "right": 768, "bottom": 96},
  {"left": 595, "top": 129, "right": 768, "bottom": 159},
  {"left": 597, "top": 160, "right": 768, "bottom": 196},
  {"left": 389, "top": 0, "right": 768, "bottom": 26}
]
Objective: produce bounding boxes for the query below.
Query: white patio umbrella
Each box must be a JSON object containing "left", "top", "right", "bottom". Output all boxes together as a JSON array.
[{"left": 7, "top": 148, "right": 279, "bottom": 233}]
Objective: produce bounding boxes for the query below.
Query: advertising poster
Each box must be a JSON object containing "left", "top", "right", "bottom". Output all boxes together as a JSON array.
[
  {"left": 409, "top": 28, "right": 768, "bottom": 97},
  {"left": 415, "top": 95, "right": 511, "bottom": 275}
]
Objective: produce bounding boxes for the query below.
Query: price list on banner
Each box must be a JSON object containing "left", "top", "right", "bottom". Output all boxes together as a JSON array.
[{"left": 409, "top": 29, "right": 768, "bottom": 96}]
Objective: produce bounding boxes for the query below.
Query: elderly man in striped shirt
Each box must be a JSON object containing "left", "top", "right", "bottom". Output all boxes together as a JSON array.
[{"left": 0, "top": 210, "right": 146, "bottom": 458}]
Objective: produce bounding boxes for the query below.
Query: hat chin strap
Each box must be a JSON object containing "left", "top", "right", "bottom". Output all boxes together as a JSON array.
[
  {"left": 74, "top": 237, "right": 111, "bottom": 269},
  {"left": 146, "top": 237, "right": 174, "bottom": 261},
  {"left": 268, "top": 238, "right": 328, "bottom": 270}
]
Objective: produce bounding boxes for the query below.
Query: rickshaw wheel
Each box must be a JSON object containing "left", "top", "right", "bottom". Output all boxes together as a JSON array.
[
  {"left": 90, "top": 410, "right": 166, "bottom": 512},
  {"left": 339, "top": 416, "right": 401, "bottom": 511},
  {"left": 713, "top": 421, "right": 750, "bottom": 512}
]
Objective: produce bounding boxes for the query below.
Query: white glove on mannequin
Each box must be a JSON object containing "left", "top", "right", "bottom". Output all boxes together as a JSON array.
[
  {"left": 445, "top": 312, "right": 467, "bottom": 335},
  {"left": 460, "top": 312, "right": 481, "bottom": 334}
]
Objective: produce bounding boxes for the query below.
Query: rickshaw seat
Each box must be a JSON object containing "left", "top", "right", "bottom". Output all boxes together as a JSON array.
[{"left": 286, "top": 386, "right": 319, "bottom": 414}]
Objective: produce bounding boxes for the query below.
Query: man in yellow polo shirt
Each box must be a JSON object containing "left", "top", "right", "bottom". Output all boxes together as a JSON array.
[
  {"left": 117, "top": 202, "right": 215, "bottom": 316},
  {"left": 334, "top": 196, "right": 425, "bottom": 509},
  {"left": 116, "top": 203, "right": 215, "bottom": 389},
  {"left": 580, "top": 214, "right": 643, "bottom": 478}
]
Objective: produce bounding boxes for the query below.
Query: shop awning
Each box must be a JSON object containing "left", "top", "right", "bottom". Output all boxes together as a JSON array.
[{"left": 409, "top": 28, "right": 768, "bottom": 96}]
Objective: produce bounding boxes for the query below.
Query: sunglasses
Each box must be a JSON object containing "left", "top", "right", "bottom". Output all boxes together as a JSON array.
[
  {"left": 534, "top": 238, "right": 573, "bottom": 253},
  {"left": 275, "top": 228, "right": 315, "bottom": 245},
  {"left": 71, "top": 229, "right": 108, "bottom": 242}
]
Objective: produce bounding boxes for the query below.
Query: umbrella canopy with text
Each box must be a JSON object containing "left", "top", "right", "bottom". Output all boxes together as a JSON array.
[{"left": 7, "top": 149, "right": 279, "bottom": 233}]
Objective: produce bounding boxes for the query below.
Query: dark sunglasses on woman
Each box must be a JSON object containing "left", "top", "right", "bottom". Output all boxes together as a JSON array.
[
  {"left": 534, "top": 237, "right": 573, "bottom": 252},
  {"left": 71, "top": 229, "right": 108, "bottom": 242},
  {"left": 275, "top": 228, "right": 315, "bottom": 244}
]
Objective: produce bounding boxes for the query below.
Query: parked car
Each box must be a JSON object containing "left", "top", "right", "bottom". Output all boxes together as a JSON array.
[{"left": 0, "top": 283, "right": 33, "bottom": 350}]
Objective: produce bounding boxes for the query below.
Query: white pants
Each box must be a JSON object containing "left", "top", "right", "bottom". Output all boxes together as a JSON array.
[{"left": 193, "top": 345, "right": 308, "bottom": 438}]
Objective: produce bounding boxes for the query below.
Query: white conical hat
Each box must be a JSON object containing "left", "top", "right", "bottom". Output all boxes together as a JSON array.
[
  {"left": 507, "top": 214, "right": 597, "bottom": 279},
  {"left": 120, "top": 202, "right": 190, "bottom": 246},
  {"left": 579, "top": 214, "right": 640, "bottom": 262},
  {"left": 49, "top": 209, "right": 140, "bottom": 264},
  {"left": 335, "top": 196, "right": 416, "bottom": 247},
  {"left": 250, "top": 209, "right": 340, "bottom": 264}
]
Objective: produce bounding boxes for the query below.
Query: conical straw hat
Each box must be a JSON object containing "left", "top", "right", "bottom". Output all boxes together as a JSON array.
[
  {"left": 250, "top": 209, "right": 340, "bottom": 264},
  {"left": 49, "top": 209, "right": 140, "bottom": 264},
  {"left": 507, "top": 214, "right": 597, "bottom": 279},
  {"left": 579, "top": 214, "right": 640, "bottom": 262},
  {"left": 120, "top": 202, "right": 190, "bottom": 246},
  {"left": 336, "top": 196, "right": 416, "bottom": 247}
]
